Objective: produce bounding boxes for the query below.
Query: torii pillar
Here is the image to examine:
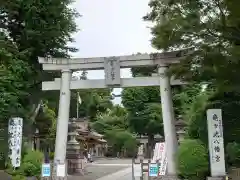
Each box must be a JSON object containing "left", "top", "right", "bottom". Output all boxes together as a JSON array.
[
  {"left": 158, "top": 64, "right": 178, "bottom": 175},
  {"left": 54, "top": 69, "right": 72, "bottom": 177}
]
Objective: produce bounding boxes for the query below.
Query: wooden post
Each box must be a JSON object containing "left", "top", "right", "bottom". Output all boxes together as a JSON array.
[
  {"left": 148, "top": 159, "right": 151, "bottom": 180},
  {"left": 132, "top": 158, "right": 135, "bottom": 180},
  {"left": 140, "top": 159, "right": 144, "bottom": 180}
]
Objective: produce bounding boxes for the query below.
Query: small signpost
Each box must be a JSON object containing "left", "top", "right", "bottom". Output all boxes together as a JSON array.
[
  {"left": 149, "top": 163, "right": 159, "bottom": 177},
  {"left": 56, "top": 163, "right": 66, "bottom": 178},
  {"left": 42, "top": 163, "right": 51, "bottom": 177},
  {"left": 133, "top": 163, "right": 142, "bottom": 177},
  {"left": 207, "top": 109, "right": 226, "bottom": 178}
]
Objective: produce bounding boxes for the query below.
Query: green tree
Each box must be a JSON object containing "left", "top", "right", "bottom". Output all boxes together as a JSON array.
[
  {"left": 0, "top": 0, "right": 79, "bottom": 148},
  {"left": 0, "top": 0, "right": 79, "bottom": 117},
  {"left": 34, "top": 104, "right": 57, "bottom": 149},
  {"left": 105, "top": 129, "right": 137, "bottom": 157},
  {"left": 144, "top": 0, "right": 240, "bottom": 89},
  {"left": 69, "top": 71, "right": 113, "bottom": 120},
  {"left": 145, "top": 0, "right": 240, "bottom": 169},
  {"left": 91, "top": 106, "right": 128, "bottom": 134},
  {"left": 122, "top": 86, "right": 163, "bottom": 157},
  {"left": 90, "top": 105, "right": 137, "bottom": 157},
  {"left": 226, "top": 142, "right": 240, "bottom": 167}
]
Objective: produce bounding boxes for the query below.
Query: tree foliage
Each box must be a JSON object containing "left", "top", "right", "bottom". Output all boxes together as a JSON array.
[
  {"left": 91, "top": 105, "right": 137, "bottom": 157},
  {"left": 145, "top": 0, "right": 240, "bottom": 169},
  {"left": 0, "top": 0, "right": 79, "bottom": 123},
  {"left": 122, "top": 87, "right": 163, "bottom": 136},
  {"left": 226, "top": 142, "right": 240, "bottom": 167},
  {"left": 144, "top": 0, "right": 240, "bottom": 90},
  {"left": 0, "top": 41, "right": 30, "bottom": 123},
  {"left": 70, "top": 72, "right": 113, "bottom": 120},
  {"left": 91, "top": 105, "right": 127, "bottom": 134}
]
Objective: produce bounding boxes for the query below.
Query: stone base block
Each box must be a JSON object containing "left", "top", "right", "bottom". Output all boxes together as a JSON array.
[
  {"left": 207, "top": 177, "right": 226, "bottom": 180},
  {"left": 158, "top": 175, "right": 179, "bottom": 180}
]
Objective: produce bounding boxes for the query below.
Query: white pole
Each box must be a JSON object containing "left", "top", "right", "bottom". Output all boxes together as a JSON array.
[
  {"left": 158, "top": 65, "right": 178, "bottom": 176},
  {"left": 77, "top": 92, "right": 79, "bottom": 119},
  {"left": 54, "top": 69, "right": 71, "bottom": 165}
]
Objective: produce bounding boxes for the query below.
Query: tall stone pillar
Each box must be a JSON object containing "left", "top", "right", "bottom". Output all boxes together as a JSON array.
[
  {"left": 158, "top": 65, "right": 178, "bottom": 176},
  {"left": 53, "top": 69, "right": 72, "bottom": 176}
]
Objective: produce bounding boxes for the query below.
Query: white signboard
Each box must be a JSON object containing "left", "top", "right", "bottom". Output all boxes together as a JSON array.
[
  {"left": 159, "top": 156, "right": 167, "bottom": 175},
  {"left": 207, "top": 109, "right": 226, "bottom": 176},
  {"left": 133, "top": 163, "right": 142, "bottom": 177},
  {"left": 152, "top": 142, "right": 167, "bottom": 176},
  {"left": 152, "top": 142, "right": 165, "bottom": 162},
  {"left": 42, "top": 163, "right": 51, "bottom": 177},
  {"left": 57, "top": 164, "right": 66, "bottom": 177},
  {"left": 8, "top": 117, "right": 23, "bottom": 167},
  {"left": 104, "top": 57, "right": 121, "bottom": 86},
  {"left": 149, "top": 163, "right": 159, "bottom": 177}
]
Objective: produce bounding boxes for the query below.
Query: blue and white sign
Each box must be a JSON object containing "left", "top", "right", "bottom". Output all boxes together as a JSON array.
[
  {"left": 42, "top": 163, "right": 51, "bottom": 177},
  {"left": 149, "top": 163, "right": 159, "bottom": 177}
]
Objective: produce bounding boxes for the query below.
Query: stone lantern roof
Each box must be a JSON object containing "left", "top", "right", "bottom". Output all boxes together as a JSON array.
[{"left": 70, "top": 117, "right": 107, "bottom": 144}]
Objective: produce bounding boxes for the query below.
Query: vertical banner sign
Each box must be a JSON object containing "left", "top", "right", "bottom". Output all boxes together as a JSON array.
[
  {"left": 207, "top": 109, "right": 226, "bottom": 176},
  {"left": 152, "top": 143, "right": 159, "bottom": 162},
  {"left": 152, "top": 142, "right": 165, "bottom": 162},
  {"left": 159, "top": 156, "right": 167, "bottom": 175},
  {"left": 8, "top": 117, "right": 23, "bottom": 167},
  {"left": 104, "top": 57, "right": 121, "bottom": 86}
]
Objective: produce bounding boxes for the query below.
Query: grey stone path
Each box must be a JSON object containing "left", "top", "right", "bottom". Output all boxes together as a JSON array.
[
  {"left": 95, "top": 167, "right": 132, "bottom": 180},
  {"left": 68, "top": 158, "right": 132, "bottom": 180}
]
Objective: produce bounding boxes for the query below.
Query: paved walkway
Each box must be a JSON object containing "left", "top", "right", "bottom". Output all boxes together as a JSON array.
[
  {"left": 95, "top": 167, "right": 132, "bottom": 180},
  {"left": 68, "top": 158, "right": 132, "bottom": 180}
]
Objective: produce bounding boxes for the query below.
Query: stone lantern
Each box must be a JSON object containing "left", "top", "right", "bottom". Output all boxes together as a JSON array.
[
  {"left": 66, "top": 118, "right": 82, "bottom": 175},
  {"left": 175, "top": 119, "right": 186, "bottom": 143}
]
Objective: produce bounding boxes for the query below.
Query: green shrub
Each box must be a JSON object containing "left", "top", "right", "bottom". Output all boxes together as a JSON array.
[
  {"left": 226, "top": 142, "right": 240, "bottom": 167},
  {"left": 12, "top": 175, "right": 25, "bottom": 180},
  {"left": 21, "top": 150, "right": 43, "bottom": 177},
  {"left": 177, "top": 139, "right": 209, "bottom": 180},
  {"left": 6, "top": 150, "right": 44, "bottom": 179}
]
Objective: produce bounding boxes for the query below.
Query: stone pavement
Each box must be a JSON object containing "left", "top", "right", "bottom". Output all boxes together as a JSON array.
[
  {"left": 95, "top": 167, "right": 132, "bottom": 180},
  {"left": 68, "top": 158, "right": 132, "bottom": 180}
]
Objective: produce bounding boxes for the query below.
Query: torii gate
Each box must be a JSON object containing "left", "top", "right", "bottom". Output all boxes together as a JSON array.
[{"left": 38, "top": 49, "right": 191, "bottom": 177}]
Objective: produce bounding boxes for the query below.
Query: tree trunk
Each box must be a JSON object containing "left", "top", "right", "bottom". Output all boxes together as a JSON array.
[
  {"left": 27, "top": 101, "right": 42, "bottom": 150},
  {"left": 147, "top": 134, "right": 154, "bottom": 158}
]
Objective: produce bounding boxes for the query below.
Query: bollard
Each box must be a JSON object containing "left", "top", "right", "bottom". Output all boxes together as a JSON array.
[
  {"left": 140, "top": 159, "right": 144, "bottom": 180},
  {"left": 132, "top": 158, "right": 135, "bottom": 180}
]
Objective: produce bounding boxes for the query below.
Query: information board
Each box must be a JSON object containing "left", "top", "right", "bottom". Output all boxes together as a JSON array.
[
  {"left": 149, "top": 163, "right": 159, "bottom": 177},
  {"left": 42, "top": 163, "right": 51, "bottom": 177}
]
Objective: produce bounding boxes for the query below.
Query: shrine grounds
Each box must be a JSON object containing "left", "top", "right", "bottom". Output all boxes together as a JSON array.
[{"left": 68, "top": 158, "right": 132, "bottom": 180}]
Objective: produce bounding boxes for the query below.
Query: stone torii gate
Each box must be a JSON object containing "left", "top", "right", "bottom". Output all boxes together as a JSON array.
[{"left": 38, "top": 49, "right": 191, "bottom": 177}]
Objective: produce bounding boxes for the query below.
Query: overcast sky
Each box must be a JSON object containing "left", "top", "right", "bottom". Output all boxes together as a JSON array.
[{"left": 69, "top": 0, "right": 156, "bottom": 104}]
